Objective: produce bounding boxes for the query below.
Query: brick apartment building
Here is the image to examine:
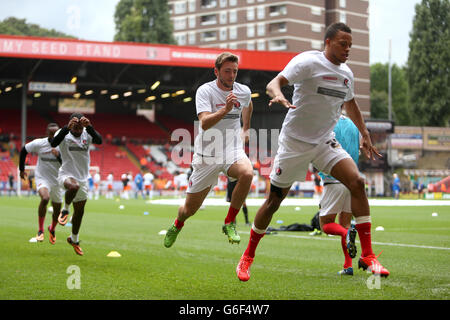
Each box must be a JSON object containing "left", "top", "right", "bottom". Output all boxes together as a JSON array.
[{"left": 169, "top": 0, "right": 370, "bottom": 116}]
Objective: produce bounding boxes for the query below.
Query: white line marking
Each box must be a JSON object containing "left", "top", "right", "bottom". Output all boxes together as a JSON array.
[
  {"left": 238, "top": 231, "right": 450, "bottom": 251},
  {"left": 150, "top": 198, "right": 450, "bottom": 207}
]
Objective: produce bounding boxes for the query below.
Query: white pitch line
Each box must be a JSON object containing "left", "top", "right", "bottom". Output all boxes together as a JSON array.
[
  {"left": 238, "top": 231, "right": 450, "bottom": 251},
  {"left": 150, "top": 198, "right": 450, "bottom": 207}
]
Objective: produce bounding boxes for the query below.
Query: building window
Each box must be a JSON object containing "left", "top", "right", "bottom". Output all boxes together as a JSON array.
[
  {"left": 220, "top": 11, "right": 227, "bottom": 24},
  {"left": 175, "top": 33, "right": 187, "bottom": 45},
  {"left": 174, "top": 17, "right": 187, "bottom": 30},
  {"left": 229, "top": 0, "right": 237, "bottom": 6},
  {"left": 269, "top": 39, "right": 287, "bottom": 51},
  {"left": 229, "top": 26, "right": 237, "bottom": 39},
  {"left": 311, "top": 40, "right": 322, "bottom": 50},
  {"left": 311, "top": 6, "right": 321, "bottom": 16},
  {"left": 257, "top": 40, "right": 265, "bottom": 51},
  {"left": 247, "top": 0, "right": 255, "bottom": 3},
  {"left": 269, "top": 5, "right": 287, "bottom": 17},
  {"left": 340, "top": 0, "right": 346, "bottom": 8},
  {"left": 257, "top": 23, "right": 265, "bottom": 36},
  {"left": 229, "top": 10, "right": 237, "bottom": 23},
  {"left": 340, "top": 12, "right": 347, "bottom": 23},
  {"left": 247, "top": 41, "right": 255, "bottom": 50},
  {"left": 201, "top": 31, "right": 217, "bottom": 42},
  {"left": 174, "top": 1, "right": 187, "bottom": 14},
  {"left": 220, "top": 28, "right": 227, "bottom": 41},
  {"left": 200, "top": 14, "right": 217, "bottom": 26},
  {"left": 219, "top": 43, "right": 228, "bottom": 49},
  {"left": 188, "top": 0, "right": 196, "bottom": 12},
  {"left": 220, "top": 0, "right": 227, "bottom": 8},
  {"left": 247, "top": 7, "right": 255, "bottom": 21},
  {"left": 257, "top": 6, "right": 265, "bottom": 19},
  {"left": 201, "top": 0, "right": 217, "bottom": 9},
  {"left": 269, "top": 22, "right": 286, "bottom": 33},
  {"left": 311, "top": 23, "right": 321, "bottom": 33},
  {"left": 188, "top": 15, "right": 196, "bottom": 28},
  {"left": 247, "top": 24, "right": 255, "bottom": 37},
  {"left": 188, "top": 32, "right": 196, "bottom": 45},
  {"left": 229, "top": 43, "right": 237, "bottom": 49}
]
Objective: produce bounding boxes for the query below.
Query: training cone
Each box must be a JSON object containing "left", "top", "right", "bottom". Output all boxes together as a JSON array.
[{"left": 107, "top": 251, "right": 121, "bottom": 258}]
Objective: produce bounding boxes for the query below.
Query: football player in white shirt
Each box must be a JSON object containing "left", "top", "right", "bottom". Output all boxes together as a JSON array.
[
  {"left": 143, "top": 171, "right": 154, "bottom": 199},
  {"left": 19, "top": 123, "right": 62, "bottom": 244},
  {"left": 51, "top": 113, "right": 102, "bottom": 255},
  {"left": 237, "top": 23, "right": 389, "bottom": 281},
  {"left": 164, "top": 52, "right": 254, "bottom": 248}
]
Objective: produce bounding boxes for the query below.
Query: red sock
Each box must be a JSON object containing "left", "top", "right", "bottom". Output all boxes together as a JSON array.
[
  {"left": 174, "top": 219, "right": 184, "bottom": 230},
  {"left": 340, "top": 236, "right": 353, "bottom": 269},
  {"left": 244, "top": 229, "right": 265, "bottom": 258},
  {"left": 356, "top": 222, "right": 374, "bottom": 257},
  {"left": 323, "top": 223, "right": 352, "bottom": 268},
  {"left": 322, "top": 222, "right": 347, "bottom": 237},
  {"left": 38, "top": 216, "right": 45, "bottom": 232},
  {"left": 49, "top": 219, "right": 58, "bottom": 232},
  {"left": 224, "top": 206, "right": 240, "bottom": 225}
]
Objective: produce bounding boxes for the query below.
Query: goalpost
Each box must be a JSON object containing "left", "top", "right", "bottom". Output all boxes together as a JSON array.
[{"left": 17, "top": 165, "right": 100, "bottom": 196}]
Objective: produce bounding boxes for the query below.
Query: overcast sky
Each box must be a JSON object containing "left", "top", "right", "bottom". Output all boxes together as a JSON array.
[{"left": 0, "top": 0, "right": 422, "bottom": 66}]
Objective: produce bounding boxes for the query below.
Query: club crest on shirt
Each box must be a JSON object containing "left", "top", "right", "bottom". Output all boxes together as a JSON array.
[
  {"left": 344, "top": 78, "right": 350, "bottom": 88},
  {"left": 276, "top": 167, "right": 282, "bottom": 176},
  {"left": 234, "top": 101, "right": 241, "bottom": 109}
]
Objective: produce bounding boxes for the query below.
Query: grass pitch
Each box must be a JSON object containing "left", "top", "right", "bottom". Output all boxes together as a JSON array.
[{"left": 0, "top": 196, "right": 449, "bottom": 300}]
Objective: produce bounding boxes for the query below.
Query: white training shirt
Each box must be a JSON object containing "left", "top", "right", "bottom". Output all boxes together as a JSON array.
[
  {"left": 56, "top": 127, "right": 93, "bottom": 182},
  {"left": 107, "top": 174, "right": 113, "bottom": 184},
  {"left": 25, "top": 138, "right": 61, "bottom": 185},
  {"left": 143, "top": 172, "right": 154, "bottom": 185},
  {"left": 194, "top": 80, "right": 251, "bottom": 157},
  {"left": 279, "top": 50, "right": 355, "bottom": 144},
  {"left": 174, "top": 173, "right": 188, "bottom": 188}
]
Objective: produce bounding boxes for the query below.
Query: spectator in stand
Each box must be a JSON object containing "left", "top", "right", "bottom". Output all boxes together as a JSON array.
[
  {"left": 134, "top": 171, "right": 144, "bottom": 199},
  {"left": 392, "top": 173, "right": 400, "bottom": 200},
  {"left": 8, "top": 172, "right": 16, "bottom": 196}
]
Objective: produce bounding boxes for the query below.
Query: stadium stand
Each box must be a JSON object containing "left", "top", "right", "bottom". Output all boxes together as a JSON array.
[
  {"left": 49, "top": 112, "right": 169, "bottom": 142},
  {"left": 0, "top": 108, "right": 50, "bottom": 138}
]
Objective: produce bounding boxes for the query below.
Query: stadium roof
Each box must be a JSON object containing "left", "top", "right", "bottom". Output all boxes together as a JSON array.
[{"left": 0, "top": 34, "right": 296, "bottom": 71}]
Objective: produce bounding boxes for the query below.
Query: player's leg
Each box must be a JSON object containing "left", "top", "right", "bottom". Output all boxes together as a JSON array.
[
  {"left": 66, "top": 200, "right": 86, "bottom": 255},
  {"left": 330, "top": 158, "right": 389, "bottom": 276},
  {"left": 36, "top": 186, "right": 50, "bottom": 241},
  {"left": 242, "top": 201, "right": 250, "bottom": 225},
  {"left": 164, "top": 186, "right": 211, "bottom": 248},
  {"left": 48, "top": 201, "right": 61, "bottom": 244},
  {"left": 224, "top": 157, "right": 253, "bottom": 244},
  {"left": 236, "top": 183, "right": 290, "bottom": 281},
  {"left": 59, "top": 177, "right": 80, "bottom": 225}
]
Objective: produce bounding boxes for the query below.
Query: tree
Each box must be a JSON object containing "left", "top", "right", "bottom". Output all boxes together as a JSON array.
[
  {"left": 370, "top": 63, "right": 412, "bottom": 125},
  {"left": 407, "top": 0, "right": 450, "bottom": 127},
  {"left": 114, "top": 0, "right": 175, "bottom": 44},
  {"left": 0, "top": 17, "right": 75, "bottom": 39}
]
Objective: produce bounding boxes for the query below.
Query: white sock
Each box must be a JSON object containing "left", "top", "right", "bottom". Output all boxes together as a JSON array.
[
  {"left": 64, "top": 202, "right": 70, "bottom": 212},
  {"left": 71, "top": 233, "right": 79, "bottom": 243},
  {"left": 355, "top": 215, "right": 372, "bottom": 224},
  {"left": 252, "top": 223, "right": 266, "bottom": 235}
]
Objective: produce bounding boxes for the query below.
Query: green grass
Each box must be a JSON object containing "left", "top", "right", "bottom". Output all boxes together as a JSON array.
[{"left": 0, "top": 196, "right": 449, "bottom": 300}]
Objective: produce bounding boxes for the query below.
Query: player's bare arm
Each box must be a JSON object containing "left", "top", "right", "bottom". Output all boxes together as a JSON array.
[
  {"left": 241, "top": 100, "right": 253, "bottom": 143},
  {"left": 344, "top": 98, "right": 382, "bottom": 160},
  {"left": 198, "top": 92, "right": 236, "bottom": 130},
  {"left": 266, "top": 75, "right": 296, "bottom": 109}
]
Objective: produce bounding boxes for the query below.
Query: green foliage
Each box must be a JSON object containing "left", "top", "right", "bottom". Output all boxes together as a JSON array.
[
  {"left": 407, "top": 0, "right": 450, "bottom": 127},
  {"left": 370, "top": 63, "right": 412, "bottom": 125},
  {"left": 114, "top": 0, "right": 175, "bottom": 44},
  {"left": 0, "top": 17, "right": 75, "bottom": 39}
]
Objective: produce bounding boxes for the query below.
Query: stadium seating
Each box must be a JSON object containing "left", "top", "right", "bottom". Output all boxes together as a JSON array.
[
  {"left": 157, "top": 115, "right": 195, "bottom": 142},
  {"left": 49, "top": 112, "right": 169, "bottom": 142},
  {"left": 89, "top": 143, "right": 140, "bottom": 180},
  {"left": 0, "top": 108, "right": 49, "bottom": 138}
]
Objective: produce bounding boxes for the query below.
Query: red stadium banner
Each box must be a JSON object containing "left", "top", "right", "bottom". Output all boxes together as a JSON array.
[{"left": 0, "top": 35, "right": 296, "bottom": 71}]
